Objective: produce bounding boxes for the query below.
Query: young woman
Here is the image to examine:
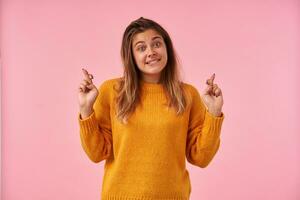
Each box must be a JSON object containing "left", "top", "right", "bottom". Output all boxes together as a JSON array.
[{"left": 78, "top": 17, "right": 224, "bottom": 200}]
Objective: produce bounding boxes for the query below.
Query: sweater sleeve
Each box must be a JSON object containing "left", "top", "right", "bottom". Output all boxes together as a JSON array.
[
  {"left": 185, "top": 85, "right": 224, "bottom": 168},
  {"left": 78, "top": 81, "right": 113, "bottom": 163}
]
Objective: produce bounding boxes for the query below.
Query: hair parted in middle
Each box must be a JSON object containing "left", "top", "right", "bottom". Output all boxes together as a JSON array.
[{"left": 115, "top": 17, "right": 188, "bottom": 124}]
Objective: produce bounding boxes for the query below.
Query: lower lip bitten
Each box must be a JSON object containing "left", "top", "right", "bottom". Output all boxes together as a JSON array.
[{"left": 147, "top": 59, "right": 160, "bottom": 65}]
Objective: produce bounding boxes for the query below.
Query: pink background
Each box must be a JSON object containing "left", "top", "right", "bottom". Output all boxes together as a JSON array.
[{"left": 1, "top": 0, "right": 299, "bottom": 199}]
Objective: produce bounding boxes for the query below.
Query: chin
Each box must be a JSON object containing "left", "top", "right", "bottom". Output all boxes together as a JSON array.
[{"left": 145, "top": 66, "right": 165, "bottom": 74}]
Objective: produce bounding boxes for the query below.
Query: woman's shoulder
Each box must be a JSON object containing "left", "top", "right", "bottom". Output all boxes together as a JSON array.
[
  {"left": 98, "top": 77, "right": 122, "bottom": 91},
  {"left": 181, "top": 81, "right": 200, "bottom": 96},
  {"left": 181, "top": 82, "right": 204, "bottom": 107}
]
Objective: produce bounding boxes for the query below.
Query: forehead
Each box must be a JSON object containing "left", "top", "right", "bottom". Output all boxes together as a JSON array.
[{"left": 132, "top": 29, "right": 163, "bottom": 44}]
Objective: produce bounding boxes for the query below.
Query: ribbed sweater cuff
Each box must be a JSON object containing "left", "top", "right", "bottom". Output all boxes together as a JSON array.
[
  {"left": 78, "top": 111, "right": 98, "bottom": 134},
  {"left": 202, "top": 110, "right": 225, "bottom": 139},
  {"left": 102, "top": 193, "right": 189, "bottom": 200}
]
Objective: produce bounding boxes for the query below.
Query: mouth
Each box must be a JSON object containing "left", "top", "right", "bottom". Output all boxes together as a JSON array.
[{"left": 146, "top": 58, "right": 161, "bottom": 65}]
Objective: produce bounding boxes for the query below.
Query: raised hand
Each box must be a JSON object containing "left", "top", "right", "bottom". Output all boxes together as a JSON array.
[
  {"left": 78, "top": 68, "right": 99, "bottom": 118},
  {"left": 201, "top": 73, "right": 224, "bottom": 117}
]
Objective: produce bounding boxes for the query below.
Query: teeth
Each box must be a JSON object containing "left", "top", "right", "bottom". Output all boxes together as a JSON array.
[{"left": 147, "top": 59, "right": 160, "bottom": 64}]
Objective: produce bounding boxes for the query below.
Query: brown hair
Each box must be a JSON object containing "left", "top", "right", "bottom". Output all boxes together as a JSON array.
[{"left": 115, "top": 17, "right": 187, "bottom": 123}]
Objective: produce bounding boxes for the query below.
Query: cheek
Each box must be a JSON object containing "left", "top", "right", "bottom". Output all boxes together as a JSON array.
[
  {"left": 158, "top": 47, "right": 168, "bottom": 58},
  {"left": 133, "top": 51, "right": 141, "bottom": 61},
  {"left": 160, "top": 49, "right": 168, "bottom": 62},
  {"left": 138, "top": 54, "right": 147, "bottom": 64},
  {"left": 134, "top": 53, "right": 146, "bottom": 66}
]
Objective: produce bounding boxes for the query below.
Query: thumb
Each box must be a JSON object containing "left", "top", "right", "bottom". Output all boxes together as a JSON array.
[{"left": 86, "top": 83, "right": 96, "bottom": 90}]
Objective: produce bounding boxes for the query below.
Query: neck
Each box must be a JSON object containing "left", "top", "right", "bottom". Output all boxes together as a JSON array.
[{"left": 142, "top": 74, "right": 161, "bottom": 83}]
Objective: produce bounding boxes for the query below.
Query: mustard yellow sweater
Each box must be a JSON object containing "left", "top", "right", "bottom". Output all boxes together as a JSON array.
[{"left": 78, "top": 78, "right": 224, "bottom": 200}]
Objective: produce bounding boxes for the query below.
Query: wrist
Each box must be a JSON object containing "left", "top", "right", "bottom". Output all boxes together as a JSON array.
[
  {"left": 208, "top": 109, "right": 222, "bottom": 117},
  {"left": 80, "top": 107, "right": 93, "bottom": 118}
]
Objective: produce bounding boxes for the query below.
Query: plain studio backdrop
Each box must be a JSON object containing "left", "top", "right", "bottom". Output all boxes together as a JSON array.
[{"left": 1, "top": 0, "right": 299, "bottom": 199}]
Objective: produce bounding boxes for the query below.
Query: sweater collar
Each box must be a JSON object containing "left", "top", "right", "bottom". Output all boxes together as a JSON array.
[{"left": 140, "top": 79, "right": 164, "bottom": 93}]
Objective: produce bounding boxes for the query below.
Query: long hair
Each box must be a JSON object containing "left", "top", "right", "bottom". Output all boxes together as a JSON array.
[{"left": 115, "top": 17, "right": 187, "bottom": 124}]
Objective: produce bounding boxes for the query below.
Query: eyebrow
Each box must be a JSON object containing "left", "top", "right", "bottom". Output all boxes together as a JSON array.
[{"left": 134, "top": 36, "right": 163, "bottom": 47}]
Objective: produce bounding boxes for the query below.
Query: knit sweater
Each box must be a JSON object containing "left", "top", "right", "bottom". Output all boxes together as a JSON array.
[{"left": 78, "top": 78, "right": 224, "bottom": 200}]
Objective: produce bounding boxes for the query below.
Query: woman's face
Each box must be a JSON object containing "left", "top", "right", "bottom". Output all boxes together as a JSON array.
[{"left": 132, "top": 29, "right": 168, "bottom": 83}]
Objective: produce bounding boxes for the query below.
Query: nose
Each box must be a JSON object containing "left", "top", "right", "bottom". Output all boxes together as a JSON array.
[{"left": 147, "top": 47, "right": 157, "bottom": 58}]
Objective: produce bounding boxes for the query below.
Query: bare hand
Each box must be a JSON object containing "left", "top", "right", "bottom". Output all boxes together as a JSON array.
[
  {"left": 78, "top": 68, "right": 98, "bottom": 112},
  {"left": 201, "top": 73, "right": 224, "bottom": 116}
]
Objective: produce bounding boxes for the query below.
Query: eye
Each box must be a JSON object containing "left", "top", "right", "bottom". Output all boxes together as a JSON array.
[
  {"left": 137, "top": 46, "right": 146, "bottom": 52},
  {"left": 154, "top": 41, "right": 161, "bottom": 47}
]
